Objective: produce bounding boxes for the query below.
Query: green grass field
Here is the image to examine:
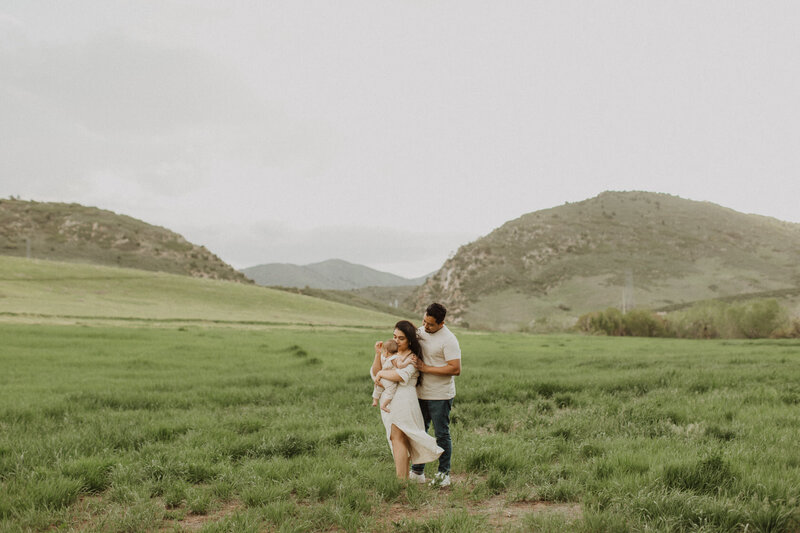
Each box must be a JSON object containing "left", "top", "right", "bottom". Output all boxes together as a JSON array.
[
  {"left": 2, "top": 256, "right": 799, "bottom": 531},
  {"left": 2, "top": 323, "right": 799, "bottom": 532},
  {"left": 0, "top": 256, "right": 402, "bottom": 328}
]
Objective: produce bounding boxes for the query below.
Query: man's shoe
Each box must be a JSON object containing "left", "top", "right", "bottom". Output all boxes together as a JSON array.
[
  {"left": 430, "top": 472, "right": 451, "bottom": 487},
  {"left": 408, "top": 471, "right": 426, "bottom": 483}
]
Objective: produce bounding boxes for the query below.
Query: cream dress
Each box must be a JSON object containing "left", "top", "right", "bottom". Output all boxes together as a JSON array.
[{"left": 372, "top": 362, "right": 443, "bottom": 465}]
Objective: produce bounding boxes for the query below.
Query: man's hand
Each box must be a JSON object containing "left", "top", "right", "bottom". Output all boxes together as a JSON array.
[
  {"left": 415, "top": 359, "right": 461, "bottom": 376},
  {"left": 411, "top": 355, "right": 425, "bottom": 372}
]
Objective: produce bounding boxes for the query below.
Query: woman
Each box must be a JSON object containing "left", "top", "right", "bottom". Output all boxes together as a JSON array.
[{"left": 372, "top": 320, "right": 443, "bottom": 479}]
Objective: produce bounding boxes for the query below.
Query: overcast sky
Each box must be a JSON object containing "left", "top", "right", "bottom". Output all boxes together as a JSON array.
[{"left": 2, "top": 2, "right": 799, "bottom": 277}]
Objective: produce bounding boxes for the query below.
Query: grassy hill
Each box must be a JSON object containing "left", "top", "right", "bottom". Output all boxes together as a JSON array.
[
  {"left": 409, "top": 191, "right": 800, "bottom": 331},
  {"left": 0, "top": 198, "right": 248, "bottom": 283},
  {"left": 241, "top": 258, "right": 427, "bottom": 289},
  {"left": 272, "top": 284, "right": 418, "bottom": 318},
  {"left": 0, "top": 255, "right": 403, "bottom": 328}
]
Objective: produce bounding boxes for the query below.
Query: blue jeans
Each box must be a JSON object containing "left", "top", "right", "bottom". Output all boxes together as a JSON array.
[{"left": 411, "top": 398, "right": 453, "bottom": 475}]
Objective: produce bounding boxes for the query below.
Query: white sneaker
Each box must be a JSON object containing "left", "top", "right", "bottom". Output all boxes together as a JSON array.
[
  {"left": 408, "top": 471, "right": 426, "bottom": 483},
  {"left": 430, "top": 472, "right": 450, "bottom": 487}
]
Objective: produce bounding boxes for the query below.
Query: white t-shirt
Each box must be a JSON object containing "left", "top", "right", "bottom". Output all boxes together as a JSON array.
[{"left": 416, "top": 325, "right": 461, "bottom": 400}]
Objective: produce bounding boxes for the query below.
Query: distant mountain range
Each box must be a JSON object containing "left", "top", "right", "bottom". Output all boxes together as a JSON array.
[
  {"left": 408, "top": 191, "right": 800, "bottom": 331},
  {"left": 0, "top": 199, "right": 249, "bottom": 283},
  {"left": 240, "top": 259, "right": 432, "bottom": 289}
]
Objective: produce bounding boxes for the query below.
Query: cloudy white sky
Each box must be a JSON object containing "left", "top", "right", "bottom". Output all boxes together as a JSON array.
[{"left": 2, "top": 2, "right": 799, "bottom": 277}]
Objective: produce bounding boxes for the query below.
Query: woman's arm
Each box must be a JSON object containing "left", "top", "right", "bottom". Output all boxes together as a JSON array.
[
  {"left": 393, "top": 355, "right": 412, "bottom": 369},
  {"left": 371, "top": 355, "right": 382, "bottom": 379},
  {"left": 370, "top": 341, "right": 383, "bottom": 379},
  {"left": 374, "top": 369, "right": 403, "bottom": 384}
]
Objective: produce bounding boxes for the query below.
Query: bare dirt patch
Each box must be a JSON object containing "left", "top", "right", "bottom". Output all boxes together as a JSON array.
[
  {"left": 380, "top": 473, "right": 582, "bottom": 530},
  {"left": 164, "top": 500, "right": 244, "bottom": 531},
  {"left": 483, "top": 497, "right": 582, "bottom": 529}
]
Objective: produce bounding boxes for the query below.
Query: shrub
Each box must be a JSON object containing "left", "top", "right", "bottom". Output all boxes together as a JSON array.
[
  {"left": 672, "top": 299, "right": 790, "bottom": 339},
  {"left": 624, "top": 309, "right": 671, "bottom": 337},
  {"left": 671, "top": 302, "right": 724, "bottom": 338},
  {"left": 577, "top": 308, "right": 625, "bottom": 336},
  {"left": 576, "top": 308, "right": 671, "bottom": 337},
  {"left": 770, "top": 318, "right": 800, "bottom": 339},
  {"left": 727, "top": 299, "right": 787, "bottom": 338},
  {"left": 579, "top": 299, "right": 794, "bottom": 339}
]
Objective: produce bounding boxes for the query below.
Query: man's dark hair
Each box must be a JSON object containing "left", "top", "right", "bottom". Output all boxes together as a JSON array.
[{"left": 426, "top": 303, "right": 447, "bottom": 324}]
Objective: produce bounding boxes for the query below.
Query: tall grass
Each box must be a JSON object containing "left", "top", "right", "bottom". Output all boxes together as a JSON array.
[{"left": 1, "top": 325, "right": 799, "bottom": 531}]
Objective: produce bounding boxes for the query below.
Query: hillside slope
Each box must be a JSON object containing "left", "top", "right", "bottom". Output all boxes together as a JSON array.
[
  {"left": 0, "top": 255, "right": 402, "bottom": 327},
  {"left": 272, "top": 284, "right": 418, "bottom": 318},
  {"left": 409, "top": 191, "right": 800, "bottom": 330},
  {"left": 0, "top": 199, "right": 248, "bottom": 282},
  {"left": 241, "top": 258, "right": 424, "bottom": 289}
]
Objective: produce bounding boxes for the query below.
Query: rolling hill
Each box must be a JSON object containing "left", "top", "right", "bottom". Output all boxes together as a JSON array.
[
  {"left": 272, "top": 284, "right": 418, "bottom": 318},
  {"left": 0, "top": 198, "right": 248, "bottom": 283},
  {"left": 241, "top": 258, "right": 430, "bottom": 289},
  {"left": 408, "top": 191, "right": 800, "bottom": 331},
  {"left": 0, "top": 255, "right": 402, "bottom": 328}
]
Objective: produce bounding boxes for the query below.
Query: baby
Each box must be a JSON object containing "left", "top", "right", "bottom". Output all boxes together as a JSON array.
[{"left": 371, "top": 339, "right": 412, "bottom": 412}]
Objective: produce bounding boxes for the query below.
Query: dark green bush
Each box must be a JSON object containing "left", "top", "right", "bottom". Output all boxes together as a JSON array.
[
  {"left": 672, "top": 299, "right": 789, "bottom": 339},
  {"left": 727, "top": 299, "right": 786, "bottom": 338},
  {"left": 578, "top": 299, "right": 793, "bottom": 339},
  {"left": 577, "top": 308, "right": 626, "bottom": 336},
  {"left": 577, "top": 308, "right": 671, "bottom": 337},
  {"left": 624, "top": 309, "right": 671, "bottom": 337}
]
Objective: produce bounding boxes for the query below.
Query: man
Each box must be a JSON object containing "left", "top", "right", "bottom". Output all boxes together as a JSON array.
[{"left": 409, "top": 302, "right": 461, "bottom": 487}]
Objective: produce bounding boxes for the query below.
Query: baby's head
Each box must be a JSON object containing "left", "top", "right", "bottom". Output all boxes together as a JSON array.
[{"left": 382, "top": 339, "right": 398, "bottom": 355}]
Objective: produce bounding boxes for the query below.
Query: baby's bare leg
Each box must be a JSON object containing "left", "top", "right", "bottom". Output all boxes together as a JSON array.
[
  {"left": 380, "top": 396, "right": 392, "bottom": 412},
  {"left": 380, "top": 380, "right": 398, "bottom": 412},
  {"left": 372, "top": 384, "right": 383, "bottom": 407}
]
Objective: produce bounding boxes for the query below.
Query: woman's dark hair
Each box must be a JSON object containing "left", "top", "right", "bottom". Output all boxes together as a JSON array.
[{"left": 394, "top": 320, "right": 424, "bottom": 387}]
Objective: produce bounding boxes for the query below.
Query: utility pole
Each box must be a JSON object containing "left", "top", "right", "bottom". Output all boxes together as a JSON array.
[{"left": 622, "top": 269, "right": 634, "bottom": 313}]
